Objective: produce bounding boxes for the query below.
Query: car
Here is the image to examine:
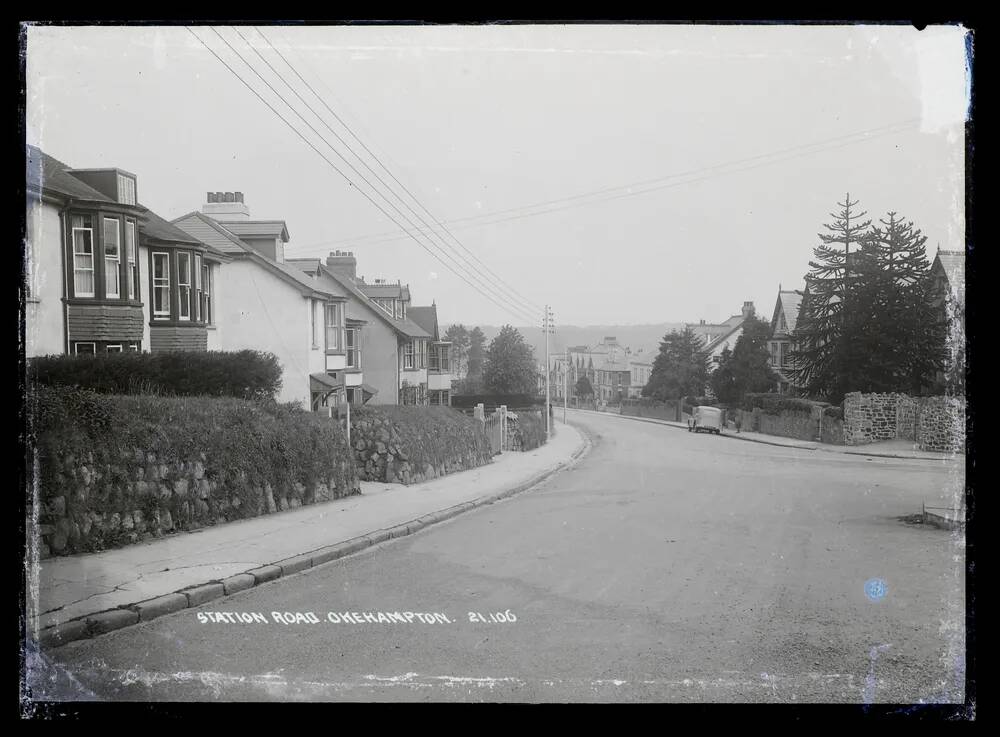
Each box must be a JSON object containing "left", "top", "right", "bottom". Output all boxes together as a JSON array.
[{"left": 688, "top": 405, "right": 723, "bottom": 434}]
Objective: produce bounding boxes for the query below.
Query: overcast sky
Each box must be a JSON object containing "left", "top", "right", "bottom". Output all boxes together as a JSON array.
[{"left": 25, "top": 23, "right": 970, "bottom": 328}]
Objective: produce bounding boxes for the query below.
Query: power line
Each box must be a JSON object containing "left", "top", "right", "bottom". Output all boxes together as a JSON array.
[
  {"left": 290, "top": 118, "right": 921, "bottom": 253},
  {"left": 253, "top": 25, "right": 544, "bottom": 315},
  {"left": 186, "top": 26, "right": 539, "bottom": 326},
  {"left": 213, "top": 26, "right": 538, "bottom": 325}
]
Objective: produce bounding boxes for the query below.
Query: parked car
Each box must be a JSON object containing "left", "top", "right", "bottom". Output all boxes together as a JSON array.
[{"left": 688, "top": 405, "right": 723, "bottom": 434}]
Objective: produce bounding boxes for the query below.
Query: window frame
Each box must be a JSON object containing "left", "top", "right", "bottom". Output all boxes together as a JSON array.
[
  {"left": 176, "top": 251, "right": 192, "bottom": 321},
  {"left": 346, "top": 327, "right": 360, "bottom": 368},
  {"left": 325, "top": 302, "right": 345, "bottom": 352},
  {"left": 403, "top": 341, "right": 415, "bottom": 370},
  {"left": 194, "top": 253, "right": 203, "bottom": 322},
  {"left": 152, "top": 251, "right": 171, "bottom": 319},
  {"left": 71, "top": 220, "right": 96, "bottom": 298},
  {"left": 74, "top": 342, "right": 96, "bottom": 355},
  {"left": 125, "top": 220, "right": 138, "bottom": 300},
  {"left": 103, "top": 217, "right": 122, "bottom": 299},
  {"left": 202, "top": 261, "right": 213, "bottom": 325}
]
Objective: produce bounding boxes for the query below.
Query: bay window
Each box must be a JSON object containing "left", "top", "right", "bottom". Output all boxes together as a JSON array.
[
  {"left": 403, "top": 341, "right": 414, "bottom": 369},
  {"left": 152, "top": 252, "right": 170, "bottom": 318},
  {"left": 202, "top": 261, "right": 213, "bottom": 325},
  {"left": 346, "top": 328, "right": 360, "bottom": 368},
  {"left": 194, "top": 254, "right": 202, "bottom": 322},
  {"left": 325, "top": 302, "right": 345, "bottom": 351},
  {"left": 71, "top": 215, "right": 95, "bottom": 297},
  {"left": 103, "top": 217, "right": 121, "bottom": 298},
  {"left": 177, "top": 252, "right": 192, "bottom": 320},
  {"left": 126, "top": 220, "right": 138, "bottom": 299}
]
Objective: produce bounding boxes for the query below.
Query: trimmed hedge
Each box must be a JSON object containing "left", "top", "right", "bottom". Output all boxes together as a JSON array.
[
  {"left": 451, "top": 393, "right": 545, "bottom": 410},
  {"left": 28, "top": 350, "right": 282, "bottom": 401},
  {"left": 347, "top": 405, "right": 493, "bottom": 484},
  {"left": 29, "top": 386, "right": 358, "bottom": 555}
]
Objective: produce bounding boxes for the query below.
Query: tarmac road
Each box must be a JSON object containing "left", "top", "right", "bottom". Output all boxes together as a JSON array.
[{"left": 27, "top": 410, "right": 966, "bottom": 703}]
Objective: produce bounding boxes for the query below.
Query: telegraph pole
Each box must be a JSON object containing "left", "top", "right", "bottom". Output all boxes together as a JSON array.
[
  {"left": 563, "top": 357, "right": 568, "bottom": 424},
  {"left": 543, "top": 305, "right": 553, "bottom": 440}
]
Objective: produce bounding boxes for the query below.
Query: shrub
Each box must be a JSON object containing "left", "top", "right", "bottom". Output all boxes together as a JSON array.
[
  {"left": 450, "top": 393, "right": 545, "bottom": 410},
  {"left": 823, "top": 405, "right": 844, "bottom": 421},
  {"left": 28, "top": 386, "right": 357, "bottom": 555},
  {"left": 510, "top": 410, "right": 546, "bottom": 451},
  {"left": 28, "top": 350, "right": 282, "bottom": 401}
]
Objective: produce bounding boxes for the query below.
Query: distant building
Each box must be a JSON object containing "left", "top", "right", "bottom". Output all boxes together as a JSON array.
[{"left": 767, "top": 288, "right": 804, "bottom": 395}]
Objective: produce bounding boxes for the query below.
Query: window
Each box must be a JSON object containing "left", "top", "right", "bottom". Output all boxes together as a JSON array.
[
  {"left": 117, "top": 174, "right": 136, "bottom": 205},
  {"left": 395, "top": 301, "right": 404, "bottom": 319},
  {"left": 74, "top": 342, "right": 96, "bottom": 355},
  {"left": 106, "top": 344, "right": 123, "bottom": 353},
  {"left": 126, "top": 221, "right": 137, "bottom": 300},
  {"left": 202, "top": 262, "right": 213, "bottom": 325},
  {"left": 127, "top": 343, "right": 140, "bottom": 352},
  {"left": 152, "top": 252, "right": 170, "bottom": 318},
  {"left": 373, "top": 298, "right": 394, "bottom": 316},
  {"left": 325, "top": 302, "right": 344, "bottom": 351},
  {"left": 177, "top": 252, "right": 192, "bottom": 320},
  {"left": 770, "top": 342, "right": 779, "bottom": 367},
  {"left": 779, "top": 342, "right": 788, "bottom": 368},
  {"left": 103, "top": 218, "right": 121, "bottom": 298},
  {"left": 194, "top": 254, "right": 202, "bottom": 322},
  {"left": 71, "top": 215, "right": 95, "bottom": 297},
  {"left": 403, "top": 341, "right": 414, "bottom": 369},
  {"left": 311, "top": 300, "right": 319, "bottom": 348},
  {"left": 346, "top": 328, "right": 360, "bottom": 368}
]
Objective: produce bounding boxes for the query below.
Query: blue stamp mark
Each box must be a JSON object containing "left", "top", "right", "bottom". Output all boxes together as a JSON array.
[{"left": 865, "top": 578, "right": 887, "bottom": 601}]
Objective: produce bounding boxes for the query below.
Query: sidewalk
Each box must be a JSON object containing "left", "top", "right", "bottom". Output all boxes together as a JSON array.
[
  {"left": 568, "top": 407, "right": 961, "bottom": 461},
  {"left": 29, "top": 421, "right": 588, "bottom": 648}
]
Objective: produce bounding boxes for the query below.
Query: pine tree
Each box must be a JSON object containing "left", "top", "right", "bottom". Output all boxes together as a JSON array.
[
  {"left": 864, "top": 212, "right": 948, "bottom": 393},
  {"left": 789, "top": 194, "right": 874, "bottom": 400},
  {"left": 643, "top": 328, "right": 710, "bottom": 400}
]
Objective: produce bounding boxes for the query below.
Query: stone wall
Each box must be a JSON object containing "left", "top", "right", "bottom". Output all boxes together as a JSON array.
[
  {"left": 347, "top": 406, "right": 493, "bottom": 485},
  {"left": 32, "top": 390, "right": 360, "bottom": 557},
  {"left": 843, "top": 392, "right": 965, "bottom": 452},
  {"left": 917, "top": 396, "right": 966, "bottom": 453},
  {"left": 621, "top": 401, "right": 682, "bottom": 422}
]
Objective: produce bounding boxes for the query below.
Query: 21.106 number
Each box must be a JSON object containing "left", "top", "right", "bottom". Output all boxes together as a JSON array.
[{"left": 468, "top": 610, "right": 517, "bottom": 623}]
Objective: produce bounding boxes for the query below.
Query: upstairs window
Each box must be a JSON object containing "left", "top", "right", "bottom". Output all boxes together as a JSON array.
[
  {"left": 103, "top": 218, "right": 121, "bottom": 298},
  {"left": 126, "top": 220, "right": 138, "bottom": 299},
  {"left": 152, "top": 252, "right": 170, "bottom": 318},
  {"left": 325, "top": 302, "right": 344, "bottom": 351},
  {"left": 117, "top": 174, "right": 136, "bottom": 205},
  {"left": 346, "top": 328, "right": 360, "bottom": 368},
  {"left": 71, "top": 215, "right": 95, "bottom": 297},
  {"left": 177, "top": 252, "right": 192, "bottom": 320}
]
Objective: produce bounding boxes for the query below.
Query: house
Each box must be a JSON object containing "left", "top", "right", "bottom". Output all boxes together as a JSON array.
[
  {"left": 767, "top": 287, "right": 804, "bottom": 395},
  {"left": 556, "top": 337, "right": 649, "bottom": 403},
  {"left": 172, "top": 193, "right": 351, "bottom": 409},
  {"left": 627, "top": 353, "right": 653, "bottom": 398},
  {"left": 686, "top": 304, "right": 752, "bottom": 349},
  {"left": 701, "top": 301, "right": 757, "bottom": 370},
  {"left": 25, "top": 145, "right": 227, "bottom": 358},
  {"left": 287, "top": 251, "right": 451, "bottom": 406}
]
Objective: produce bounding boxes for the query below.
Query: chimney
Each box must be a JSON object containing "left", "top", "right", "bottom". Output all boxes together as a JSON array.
[
  {"left": 202, "top": 190, "right": 250, "bottom": 219},
  {"left": 327, "top": 250, "right": 357, "bottom": 281},
  {"left": 742, "top": 301, "right": 755, "bottom": 320}
]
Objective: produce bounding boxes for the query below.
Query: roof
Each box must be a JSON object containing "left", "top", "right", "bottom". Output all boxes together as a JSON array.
[
  {"left": 216, "top": 219, "right": 290, "bottom": 242},
  {"left": 140, "top": 208, "right": 222, "bottom": 257},
  {"left": 705, "top": 322, "right": 743, "bottom": 355},
  {"left": 286, "top": 259, "right": 431, "bottom": 339},
  {"left": 934, "top": 251, "right": 965, "bottom": 299},
  {"left": 26, "top": 145, "right": 115, "bottom": 203},
  {"left": 771, "top": 290, "right": 804, "bottom": 334},
  {"left": 357, "top": 282, "right": 412, "bottom": 301},
  {"left": 407, "top": 306, "right": 439, "bottom": 340},
  {"left": 172, "top": 211, "right": 251, "bottom": 254},
  {"left": 310, "top": 372, "right": 343, "bottom": 392}
]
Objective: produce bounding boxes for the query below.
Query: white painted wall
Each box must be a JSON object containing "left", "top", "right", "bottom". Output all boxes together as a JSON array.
[
  {"left": 25, "top": 199, "right": 65, "bottom": 357},
  {"left": 212, "top": 259, "right": 312, "bottom": 407}
]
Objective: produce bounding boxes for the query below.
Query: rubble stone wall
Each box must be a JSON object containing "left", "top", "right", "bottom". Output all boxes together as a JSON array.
[
  {"left": 843, "top": 392, "right": 965, "bottom": 452},
  {"left": 917, "top": 396, "right": 966, "bottom": 453}
]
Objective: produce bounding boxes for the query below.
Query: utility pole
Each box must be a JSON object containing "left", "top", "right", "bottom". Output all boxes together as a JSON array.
[
  {"left": 563, "top": 357, "right": 568, "bottom": 424},
  {"left": 543, "top": 305, "right": 553, "bottom": 440}
]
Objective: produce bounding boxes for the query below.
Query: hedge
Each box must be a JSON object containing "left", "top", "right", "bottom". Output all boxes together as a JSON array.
[
  {"left": 28, "top": 386, "right": 358, "bottom": 555},
  {"left": 28, "top": 350, "right": 282, "bottom": 401},
  {"left": 510, "top": 410, "right": 546, "bottom": 451},
  {"left": 451, "top": 393, "right": 545, "bottom": 410}
]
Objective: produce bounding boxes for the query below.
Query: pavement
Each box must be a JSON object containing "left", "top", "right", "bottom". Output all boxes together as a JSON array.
[
  {"left": 27, "top": 421, "right": 588, "bottom": 649},
  {"left": 572, "top": 407, "right": 962, "bottom": 461},
  {"left": 26, "top": 411, "right": 966, "bottom": 704}
]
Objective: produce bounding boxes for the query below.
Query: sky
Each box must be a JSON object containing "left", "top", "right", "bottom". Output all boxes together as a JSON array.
[{"left": 25, "top": 23, "right": 970, "bottom": 328}]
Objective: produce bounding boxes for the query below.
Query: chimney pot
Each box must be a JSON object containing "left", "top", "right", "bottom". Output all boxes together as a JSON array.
[
  {"left": 224, "top": 192, "right": 235, "bottom": 203},
  {"left": 207, "top": 191, "right": 216, "bottom": 203},
  {"left": 235, "top": 192, "right": 244, "bottom": 203}
]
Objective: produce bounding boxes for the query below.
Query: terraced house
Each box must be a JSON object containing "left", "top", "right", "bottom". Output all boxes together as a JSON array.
[{"left": 24, "top": 145, "right": 227, "bottom": 358}]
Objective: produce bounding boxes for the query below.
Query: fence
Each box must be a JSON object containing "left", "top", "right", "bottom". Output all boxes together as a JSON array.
[{"left": 482, "top": 408, "right": 503, "bottom": 455}]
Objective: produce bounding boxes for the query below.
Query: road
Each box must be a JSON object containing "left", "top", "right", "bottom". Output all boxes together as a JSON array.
[{"left": 27, "top": 409, "right": 966, "bottom": 703}]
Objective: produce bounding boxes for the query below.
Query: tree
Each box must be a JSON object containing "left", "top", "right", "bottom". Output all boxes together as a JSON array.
[
  {"left": 642, "top": 328, "right": 710, "bottom": 400},
  {"left": 790, "top": 193, "right": 874, "bottom": 400},
  {"left": 482, "top": 325, "right": 538, "bottom": 395},
  {"left": 575, "top": 375, "right": 594, "bottom": 398},
  {"left": 709, "top": 347, "right": 738, "bottom": 404},
  {"left": 862, "top": 212, "right": 948, "bottom": 394},
  {"left": 715, "top": 318, "right": 778, "bottom": 402},
  {"left": 456, "top": 326, "right": 487, "bottom": 393},
  {"left": 443, "top": 324, "right": 470, "bottom": 380}
]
